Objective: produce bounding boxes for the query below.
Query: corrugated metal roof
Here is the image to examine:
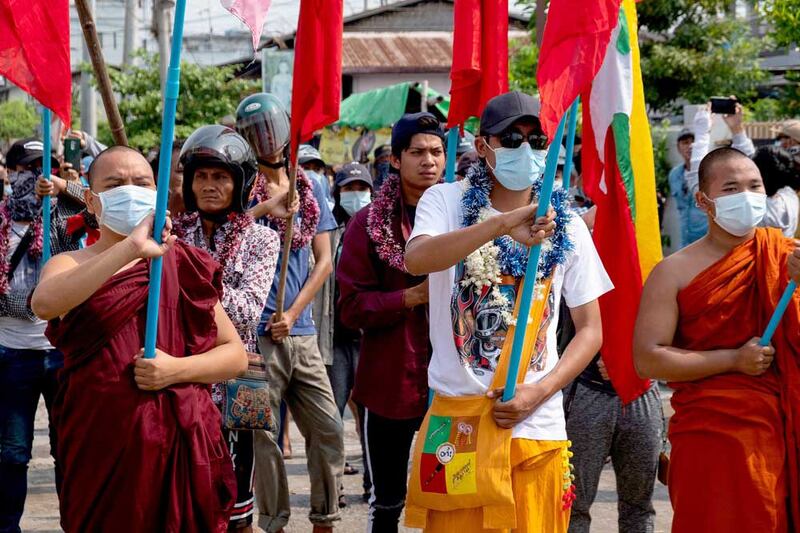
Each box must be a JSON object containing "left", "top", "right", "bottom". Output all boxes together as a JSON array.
[
  {"left": 342, "top": 32, "right": 452, "bottom": 74},
  {"left": 342, "top": 31, "right": 529, "bottom": 74}
]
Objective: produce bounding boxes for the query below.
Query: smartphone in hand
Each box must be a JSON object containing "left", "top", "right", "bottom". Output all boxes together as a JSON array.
[
  {"left": 710, "top": 97, "right": 737, "bottom": 115},
  {"left": 63, "top": 137, "right": 81, "bottom": 171}
]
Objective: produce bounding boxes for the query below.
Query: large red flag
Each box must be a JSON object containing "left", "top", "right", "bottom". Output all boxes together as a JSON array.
[
  {"left": 447, "top": 0, "right": 508, "bottom": 128},
  {"left": 0, "top": 0, "right": 71, "bottom": 125},
  {"left": 290, "top": 0, "right": 343, "bottom": 162},
  {"left": 535, "top": 0, "right": 618, "bottom": 140}
]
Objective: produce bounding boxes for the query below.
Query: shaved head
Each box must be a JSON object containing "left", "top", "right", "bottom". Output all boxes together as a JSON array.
[
  {"left": 698, "top": 147, "right": 757, "bottom": 193},
  {"left": 88, "top": 146, "right": 152, "bottom": 189}
]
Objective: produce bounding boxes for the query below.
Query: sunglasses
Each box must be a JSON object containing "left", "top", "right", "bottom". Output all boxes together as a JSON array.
[{"left": 495, "top": 130, "right": 549, "bottom": 151}]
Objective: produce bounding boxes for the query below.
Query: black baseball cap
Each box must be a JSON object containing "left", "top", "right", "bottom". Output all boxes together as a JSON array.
[
  {"left": 677, "top": 128, "right": 695, "bottom": 142},
  {"left": 391, "top": 112, "right": 445, "bottom": 157},
  {"left": 335, "top": 162, "right": 373, "bottom": 188},
  {"left": 6, "top": 138, "right": 58, "bottom": 169},
  {"left": 480, "top": 91, "right": 541, "bottom": 136}
]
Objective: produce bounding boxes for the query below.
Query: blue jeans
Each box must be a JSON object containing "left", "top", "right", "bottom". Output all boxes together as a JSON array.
[{"left": 0, "top": 346, "right": 63, "bottom": 533}]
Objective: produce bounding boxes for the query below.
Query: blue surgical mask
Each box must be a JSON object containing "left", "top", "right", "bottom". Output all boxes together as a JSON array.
[
  {"left": 487, "top": 143, "right": 547, "bottom": 191},
  {"left": 94, "top": 185, "right": 157, "bottom": 236},
  {"left": 339, "top": 190, "right": 371, "bottom": 216},
  {"left": 4, "top": 185, "right": 12, "bottom": 198}
]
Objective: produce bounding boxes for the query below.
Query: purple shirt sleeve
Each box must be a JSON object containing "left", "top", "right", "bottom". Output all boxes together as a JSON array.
[{"left": 336, "top": 211, "right": 407, "bottom": 330}]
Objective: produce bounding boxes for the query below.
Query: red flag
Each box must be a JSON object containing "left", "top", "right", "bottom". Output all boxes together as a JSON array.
[
  {"left": 290, "top": 0, "right": 343, "bottom": 162},
  {"left": 0, "top": 0, "right": 71, "bottom": 125},
  {"left": 447, "top": 0, "right": 508, "bottom": 128},
  {"left": 535, "top": 0, "right": 618, "bottom": 140}
]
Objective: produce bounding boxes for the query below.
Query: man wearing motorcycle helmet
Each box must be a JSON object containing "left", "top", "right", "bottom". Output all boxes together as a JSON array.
[
  {"left": 236, "top": 93, "right": 344, "bottom": 533},
  {"left": 174, "top": 125, "right": 281, "bottom": 532}
]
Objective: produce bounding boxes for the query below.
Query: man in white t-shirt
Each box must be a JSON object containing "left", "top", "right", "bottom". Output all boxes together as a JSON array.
[{"left": 405, "top": 91, "right": 612, "bottom": 532}]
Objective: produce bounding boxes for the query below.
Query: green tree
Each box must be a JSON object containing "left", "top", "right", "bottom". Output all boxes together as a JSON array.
[
  {"left": 98, "top": 52, "right": 259, "bottom": 150},
  {"left": 638, "top": 1, "right": 767, "bottom": 113},
  {"left": 509, "top": 39, "right": 539, "bottom": 94},
  {"left": 0, "top": 100, "right": 39, "bottom": 146},
  {"left": 760, "top": 0, "right": 800, "bottom": 47}
]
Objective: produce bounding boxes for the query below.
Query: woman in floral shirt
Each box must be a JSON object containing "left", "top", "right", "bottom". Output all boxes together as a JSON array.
[{"left": 174, "top": 125, "right": 281, "bottom": 532}]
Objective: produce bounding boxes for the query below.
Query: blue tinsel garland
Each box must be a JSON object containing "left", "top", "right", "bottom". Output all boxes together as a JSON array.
[{"left": 461, "top": 162, "right": 573, "bottom": 279}]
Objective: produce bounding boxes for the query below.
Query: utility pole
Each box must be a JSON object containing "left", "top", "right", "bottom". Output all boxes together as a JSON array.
[
  {"left": 122, "top": 0, "right": 137, "bottom": 68},
  {"left": 80, "top": 0, "right": 97, "bottom": 136}
]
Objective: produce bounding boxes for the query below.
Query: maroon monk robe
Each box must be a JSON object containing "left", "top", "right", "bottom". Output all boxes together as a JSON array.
[{"left": 46, "top": 242, "right": 236, "bottom": 532}]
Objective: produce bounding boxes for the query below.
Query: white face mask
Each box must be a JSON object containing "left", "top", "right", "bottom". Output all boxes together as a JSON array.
[
  {"left": 712, "top": 191, "right": 767, "bottom": 237},
  {"left": 94, "top": 185, "right": 157, "bottom": 236},
  {"left": 339, "top": 190, "right": 371, "bottom": 216}
]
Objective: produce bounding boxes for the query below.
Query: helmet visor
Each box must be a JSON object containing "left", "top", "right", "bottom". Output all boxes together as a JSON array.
[{"left": 236, "top": 111, "right": 290, "bottom": 159}]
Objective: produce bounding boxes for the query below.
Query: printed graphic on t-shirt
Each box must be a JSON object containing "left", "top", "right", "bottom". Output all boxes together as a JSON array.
[{"left": 450, "top": 262, "right": 554, "bottom": 376}]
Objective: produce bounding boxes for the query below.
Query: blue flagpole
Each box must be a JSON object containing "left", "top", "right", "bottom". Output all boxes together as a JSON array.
[
  {"left": 759, "top": 280, "right": 797, "bottom": 346},
  {"left": 561, "top": 98, "right": 579, "bottom": 191},
  {"left": 41, "top": 108, "right": 52, "bottom": 264},
  {"left": 445, "top": 127, "right": 459, "bottom": 183},
  {"left": 502, "top": 112, "right": 568, "bottom": 402},
  {"left": 143, "top": 0, "right": 187, "bottom": 359}
]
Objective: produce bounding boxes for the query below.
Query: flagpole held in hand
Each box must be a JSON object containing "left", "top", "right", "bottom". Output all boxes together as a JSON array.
[
  {"left": 562, "top": 98, "right": 579, "bottom": 191},
  {"left": 41, "top": 107, "right": 52, "bottom": 264},
  {"left": 502, "top": 111, "right": 568, "bottom": 402},
  {"left": 760, "top": 280, "right": 797, "bottom": 346},
  {"left": 143, "top": 0, "right": 187, "bottom": 360},
  {"left": 445, "top": 127, "right": 459, "bottom": 183},
  {"left": 272, "top": 161, "right": 299, "bottom": 333}
]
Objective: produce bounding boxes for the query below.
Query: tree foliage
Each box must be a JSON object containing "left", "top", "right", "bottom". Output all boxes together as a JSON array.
[
  {"left": 0, "top": 100, "right": 39, "bottom": 147},
  {"left": 509, "top": 39, "right": 539, "bottom": 95},
  {"left": 638, "top": 1, "right": 766, "bottom": 113},
  {"left": 760, "top": 0, "right": 800, "bottom": 47},
  {"left": 99, "top": 52, "right": 259, "bottom": 150}
]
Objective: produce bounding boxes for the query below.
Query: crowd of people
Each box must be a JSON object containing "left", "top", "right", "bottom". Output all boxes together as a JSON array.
[{"left": 0, "top": 88, "right": 798, "bottom": 533}]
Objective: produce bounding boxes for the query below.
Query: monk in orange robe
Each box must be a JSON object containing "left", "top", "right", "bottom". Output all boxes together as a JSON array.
[{"left": 634, "top": 147, "right": 800, "bottom": 532}]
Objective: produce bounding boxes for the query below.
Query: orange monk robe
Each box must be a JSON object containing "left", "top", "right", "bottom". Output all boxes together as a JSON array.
[{"left": 669, "top": 228, "right": 800, "bottom": 532}]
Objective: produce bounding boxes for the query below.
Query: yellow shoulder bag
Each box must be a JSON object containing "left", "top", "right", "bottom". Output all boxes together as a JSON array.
[{"left": 405, "top": 277, "right": 553, "bottom": 530}]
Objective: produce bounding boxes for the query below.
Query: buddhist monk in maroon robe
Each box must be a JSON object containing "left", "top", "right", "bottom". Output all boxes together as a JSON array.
[
  {"left": 634, "top": 147, "right": 800, "bottom": 532},
  {"left": 31, "top": 146, "right": 247, "bottom": 532}
]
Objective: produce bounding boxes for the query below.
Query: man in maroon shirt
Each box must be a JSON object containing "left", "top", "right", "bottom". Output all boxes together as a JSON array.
[{"left": 336, "top": 112, "right": 444, "bottom": 532}]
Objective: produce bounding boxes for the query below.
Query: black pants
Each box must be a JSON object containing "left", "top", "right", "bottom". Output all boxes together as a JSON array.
[{"left": 364, "top": 409, "right": 423, "bottom": 533}]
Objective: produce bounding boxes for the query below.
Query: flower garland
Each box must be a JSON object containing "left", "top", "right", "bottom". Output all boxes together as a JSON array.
[
  {"left": 366, "top": 172, "right": 407, "bottom": 272},
  {"left": 0, "top": 203, "right": 43, "bottom": 295},
  {"left": 460, "top": 162, "right": 573, "bottom": 324},
  {"left": 253, "top": 170, "right": 320, "bottom": 251},
  {"left": 173, "top": 211, "right": 254, "bottom": 271}
]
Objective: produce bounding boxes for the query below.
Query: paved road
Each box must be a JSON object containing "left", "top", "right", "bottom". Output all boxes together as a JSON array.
[{"left": 22, "top": 391, "right": 674, "bottom": 532}]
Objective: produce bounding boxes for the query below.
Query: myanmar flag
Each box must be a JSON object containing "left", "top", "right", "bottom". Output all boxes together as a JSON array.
[{"left": 581, "top": 0, "right": 661, "bottom": 403}]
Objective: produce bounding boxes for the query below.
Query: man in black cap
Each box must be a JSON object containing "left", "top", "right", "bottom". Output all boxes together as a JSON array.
[
  {"left": 0, "top": 138, "right": 86, "bottom": 531},
  {"left": 404, "top": 91, "right": 611, "bottom": 531},
  {"left": 327, "top": 162, "right": 373, "bottom": 500},
  {"left": 336, "top": 113, "right": 443, "bottom": 532}
]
